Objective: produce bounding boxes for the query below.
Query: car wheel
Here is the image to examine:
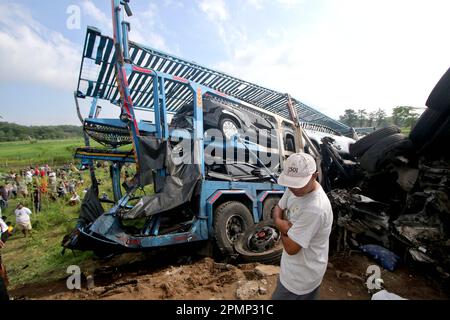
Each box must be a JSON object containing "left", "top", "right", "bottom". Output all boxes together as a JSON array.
[
  {"left": 234, "top": 220, "right": 283, "bottom": 265},
  {"left": 426, "top": 68, "right": 450, "bottom": 114},
  {"left": 220, "top": 117, "right": 240, "bottom": 140},
  {"left": 360, "top": 133, "right": 413, "bottom": 173},
  {"left": 262, "top": 197, "right": 281, "bottom": 221},
  {"left": 349, "top": 125, "right": 401, "bottom": 158},
  {"left": 214, "top": 201, "right": 254, "bottom": 255}
]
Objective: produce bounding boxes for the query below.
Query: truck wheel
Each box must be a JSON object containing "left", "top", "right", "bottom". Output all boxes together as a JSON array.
[
  {"left": 234, "top": 220, "right": 283, "bottom": 265},
  {"left": 360, "top": 133, "right": 413, "bottom": 173},
  {"left": 349, "top": 125, "right": 401, "bottom": 158},
  {"left": 426, "top": 68, "right": 450, "bottom": 114},
  {"left": 214, "top": 201, "right": 254, "bottom": 255},
  {"left": 262, "top": 197, "right": 280, "bottom": 221}
]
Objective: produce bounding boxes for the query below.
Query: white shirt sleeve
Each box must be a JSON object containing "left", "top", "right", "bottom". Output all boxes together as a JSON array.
[
  {"left": 287, "top": 209, "right": 323, "bottom": 249},
  {"left": 278, "top": 189, "right": 290, "bottom": 210},
  {"left": 25, "top": 208, "right": 32, "bottom": 215}
]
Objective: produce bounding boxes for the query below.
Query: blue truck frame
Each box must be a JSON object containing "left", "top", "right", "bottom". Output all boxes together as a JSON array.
[{"left": 68, "top": 0, "right": 345, "bottom": 253}]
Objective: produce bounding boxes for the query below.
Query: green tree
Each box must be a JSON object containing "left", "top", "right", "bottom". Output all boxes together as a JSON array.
[
  {"left": 357, "top": 109, "right": 368, "bottom": 127},
  {"left": 368, "top": 111, "right": 376, "bottom": 127},
  {"left": 339, "top": 109, "right": 358, "bottom": 127},
  {"left": 375, "top": 108, "right": 387, "bottom": 127},
  {"left": 0, "top": 122, "right": 82, "bottom": 142},
  {"left": 392, "top": 106, "right": 419, "bottom": 128}
]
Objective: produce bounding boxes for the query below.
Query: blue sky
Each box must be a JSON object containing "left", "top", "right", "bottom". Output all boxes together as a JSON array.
[{"left": 1, "top": 0, "right": 450, "bottom": 125}]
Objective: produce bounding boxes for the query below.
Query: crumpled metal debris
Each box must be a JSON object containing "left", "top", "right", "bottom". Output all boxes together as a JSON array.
[{"left": 330, "top": 155, "right": 450, "bottom": 281}]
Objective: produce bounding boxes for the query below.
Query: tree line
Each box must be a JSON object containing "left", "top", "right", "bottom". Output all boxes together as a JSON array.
[
  {"left": 338, "top": 106, "right": 422, "bottom": 129},
  {"left": 0, "top": 122, "right": 83, "bottom": 142}
]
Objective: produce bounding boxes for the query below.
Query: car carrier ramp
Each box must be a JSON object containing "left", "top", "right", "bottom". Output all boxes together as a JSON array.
[{"left": 77, "top": 26, "right": 351, "bottom": 135}]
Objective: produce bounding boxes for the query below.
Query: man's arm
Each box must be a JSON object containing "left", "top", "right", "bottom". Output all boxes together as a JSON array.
[
  {"left": 272, "top": 205, "right": 302, "bottom": 255},
  {"left": 281, "top": 234, "right": 302, "bottom": 255},
  {"left": 272, "top": 205, "right": 291, "bottom": 235}
]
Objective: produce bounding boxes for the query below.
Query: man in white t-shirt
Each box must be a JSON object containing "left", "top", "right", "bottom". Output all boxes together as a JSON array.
[
  {"left": 272, "top": 152, "right": 333, "bottom": 300},
  {"left": 14, "top": 203, "right": 32, "bottom": 237}
]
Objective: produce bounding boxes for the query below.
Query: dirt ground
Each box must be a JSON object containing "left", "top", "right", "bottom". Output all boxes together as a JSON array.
[{"left": 8, "top": 249, "right": 449, "bottom": 300}]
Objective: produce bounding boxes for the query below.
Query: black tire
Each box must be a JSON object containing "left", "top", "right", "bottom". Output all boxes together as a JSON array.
[
  {"left": 426, "top": 68, "right": 450, "bottom": 114},
  {"left": 410, "top": 108, "right": 447, "bottom": 150},
  {"left": 419, "top": 114, "right": 450, "bottom": 155},
  {"left": 349, "top": 125, "right": 401, "bottom": 158},
  {"left": 234, "top": 220, "right": 283, "bottom": 265},
  {"left": 360, "top": 133, "right": 413, "bottom": 173},
  {"left": 262, "top": 197, "right": 280, "bottom": 221},
  {"left": 214, "top": 201, "right": 254, "bottom": 255}
]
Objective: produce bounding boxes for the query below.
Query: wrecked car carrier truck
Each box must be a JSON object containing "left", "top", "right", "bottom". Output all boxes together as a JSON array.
[{"left": 63, "top": 0, "right": 354, "bottom": 262}]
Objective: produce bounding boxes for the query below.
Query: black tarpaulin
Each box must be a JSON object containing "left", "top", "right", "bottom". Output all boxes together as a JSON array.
[
  {"left": 78, "top": 186, "right": 104, "bottom": 226},
  {"left": 137, "top": 135, "right": 166, "bottom": 186},
  {"left": 122, "top": 142, "right": 202, "bottom": 219}
]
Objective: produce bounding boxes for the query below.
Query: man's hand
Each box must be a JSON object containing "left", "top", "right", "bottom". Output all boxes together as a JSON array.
[
  {"left": 272, "top": 205, "right": 301, "bottom": 255},
  {"left": 272, "top": 205, "right": 292, "bottom": 236}
]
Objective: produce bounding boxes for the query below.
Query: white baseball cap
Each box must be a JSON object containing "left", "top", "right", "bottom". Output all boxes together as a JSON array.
[{"left": 277, "top": 153, "right": 317, "bottom": 188}]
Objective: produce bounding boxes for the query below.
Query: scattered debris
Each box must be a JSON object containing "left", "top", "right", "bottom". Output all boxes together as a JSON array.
[
  {"left": 236, "top": 281, "right": 260, "bottom": 300},
  {"left": 360, "top": 245, "right": 400, "bottom": 272},
  {"left": 329, "top": 114, "right": 450, "bottom": 290},
  {"left": 371, "top": 289, "right": 407, "bottom": 300},
  {"left": 254, "top": 265, "right": 280, "bottom": 278}
]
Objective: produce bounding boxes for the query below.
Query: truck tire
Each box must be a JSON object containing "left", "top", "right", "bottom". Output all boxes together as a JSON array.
[
  {"left": 234, "top": 220, "right": 283, "bottom": 265},
  {"left": 419, "top": 115, "right": 450, "bottom": 155},
  {"left": 214, "top": 201, "right": 254, "bottom": 255},
  {"left": 262, "top": 197, "right": 281, "bottom": 221},
  {"left": 410, "top": 108, "right": 447, "bottom": 150},
  {"left": 349, "top": 125, "right": 401, "bottom": 158},
  {"left": 426, "top": 68, "right": 450, "bottom": 114},
  {"left": 360, "top": 134, "right": 413, "bottom": 173}
]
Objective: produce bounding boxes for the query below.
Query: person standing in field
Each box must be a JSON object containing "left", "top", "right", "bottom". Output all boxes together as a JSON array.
[
  {"left": 32, "top": 186, "right": 41, "bottom": 213},
  {"left": 14, "top": 203, "right": 32, "bottom": 237}
]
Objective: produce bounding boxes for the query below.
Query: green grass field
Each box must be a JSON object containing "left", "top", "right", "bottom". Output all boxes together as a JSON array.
[
  {"left": 0, "top": 138, "right": 145, "bottom": 289},
  {"left": 0, "top": 138, "right": 85, "bottom": 172}
]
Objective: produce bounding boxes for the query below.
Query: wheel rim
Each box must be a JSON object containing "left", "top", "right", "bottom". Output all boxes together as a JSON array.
[
  {"left": 225, "top": 215, "right": 245, "bottom": 243},
  {"left": 247, "top": 226, "right": 280, "bottom": 253},
  {"left": 222, "top": 120, "right": 239, "bottom": 140}
]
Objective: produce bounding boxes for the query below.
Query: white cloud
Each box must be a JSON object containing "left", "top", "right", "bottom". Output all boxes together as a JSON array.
[
  {"left": 247, "top": 0, "right": 265, "bottom": 10},
  {"left": 163, "top": 0, "right": 185, "bottom": 8},
  {"left": 276, "top": 0, "right": 304, "bottom": 8},
  {"left": 196, "top": 0, "right": 247, "bottom": 58},
  {"left": 82, "top": 0, "right": 172, "bottom": 53},
  {"left": 81, "top": 0, "right": 112, "bottom": 33},
  {"left": 128, "top": 3, "right": 170, "bottom": 52},
  {"left": 212, "top": 0, "right": 450, "bottom": 119},
  {"left": 0, "top": 2, "right": 79, "bottom": 91},
  {"left": 197, "top": 0, "right": 229, "bottom": 22}
]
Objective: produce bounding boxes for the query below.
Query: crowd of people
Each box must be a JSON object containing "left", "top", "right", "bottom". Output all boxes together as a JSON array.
[
  {"left": 0, "top": 163, "right": 84, "bottom": 215},
  {"left": 0, "top": 162, "right": 87, "bottom": 300}
]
